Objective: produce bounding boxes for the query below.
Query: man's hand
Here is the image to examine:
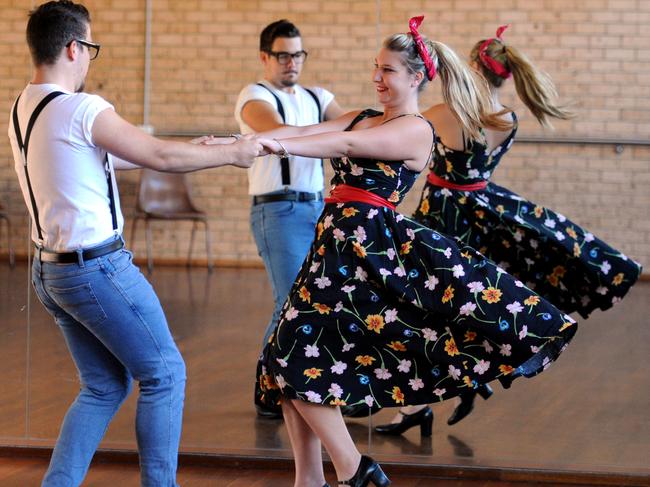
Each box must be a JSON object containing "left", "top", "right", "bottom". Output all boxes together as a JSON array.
[{"left": 228, "top": 135, "right": 268, "bottom": 168}]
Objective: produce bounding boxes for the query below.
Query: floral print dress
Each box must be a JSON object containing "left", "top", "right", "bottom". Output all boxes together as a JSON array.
[
  {"left": 413, "top": 114, "right": 642, "bottom": 319},
  {"left": 257, "top": 109, "right": 577, "bottom": 410}
]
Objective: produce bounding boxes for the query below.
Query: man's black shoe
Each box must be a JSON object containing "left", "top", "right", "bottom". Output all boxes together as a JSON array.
[
  {"left": 255, "top": 402, "right": 283, "bottom": 419},
  {"left": 341, "top": 403, "right": 381, "bottom": 418}
]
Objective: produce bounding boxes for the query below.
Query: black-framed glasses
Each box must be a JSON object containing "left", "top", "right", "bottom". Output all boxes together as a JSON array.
[
  {"left": 67, "top": 39, "right": 101, "bottom": 60},
  {"left": 265, "top": 50, "right": 308, "bottom": 65}
]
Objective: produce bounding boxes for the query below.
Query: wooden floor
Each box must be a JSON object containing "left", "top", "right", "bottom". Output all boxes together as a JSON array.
[{"left": 1, "top": 262, "right": 649, "bottom": 485}]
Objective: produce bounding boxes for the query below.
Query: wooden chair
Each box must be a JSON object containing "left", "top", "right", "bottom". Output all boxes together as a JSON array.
[
  {"left": 0, "top": 203, "right": 15, "bottom": 267},
  {"left": 130, "top": 169, "right": 213, "bottom": 273}
]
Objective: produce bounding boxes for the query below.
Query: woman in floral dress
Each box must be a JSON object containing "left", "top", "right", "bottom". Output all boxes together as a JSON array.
[
  {"left": 375, "top": 25, "right": 642, "bottom": 436},
  {"left": 255, "top": 18, "right": 577, "bottom": 487}
]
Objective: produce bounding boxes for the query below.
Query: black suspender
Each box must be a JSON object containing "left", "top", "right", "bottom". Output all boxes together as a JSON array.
[
  {"left": 256, "top": 83, "right": 323, "bottom": 187},
  {"left": 12, "top": 91, "right": 118, "bottom": 244}
]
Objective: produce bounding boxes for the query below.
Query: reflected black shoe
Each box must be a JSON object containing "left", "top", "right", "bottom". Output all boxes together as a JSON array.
[
  {"left": 447, "top": 383, "right": 493, "bottom": 426},
  {"left": 341, "top": 403, "right": 381, "bottom": 418},
  {"left": 255, "top": 402, "right": 283, "bottom": 419},
  {"left": 339, "top": 455, "right": 391, "bottom": 486},
  {"left": 374, "top": 406, "right": 433, "bottom": 437}
]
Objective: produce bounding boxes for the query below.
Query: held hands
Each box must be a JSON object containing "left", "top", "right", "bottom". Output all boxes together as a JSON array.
[{"left": 231, "top": 135, "right": 275, "bottom": 168}]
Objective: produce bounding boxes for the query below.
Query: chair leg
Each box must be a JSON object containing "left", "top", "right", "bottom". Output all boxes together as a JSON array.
[
  {"left": 204, "top": 220, "right": 213, "bottom": 273},
  {"left": 145, "top": 219, "right": 153, "bottom": 274},
  {"left": 188, "top": 221, "right": 197, "bottom": 267}
]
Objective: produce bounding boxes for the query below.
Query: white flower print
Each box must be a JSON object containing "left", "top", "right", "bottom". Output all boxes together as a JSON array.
[
  {"left": 433, "top": 387, "right": 446, "bottom": 397},
  {"left": 530, "top": 239, "right": 539, "bottom": 249},
  {"left": 459, "top": 302, "right": 477, "bottom": 316},
  {"left": 600, "top": 260, "right": 611, "bottom": 275},
  {"left": 525, "top": 258, "right": 535, "bottom": 266},
  {"left": 612, "top": 296, "right": 622, "bottom": 305},
  {"left": 386, "top": 248, "right": 396, "bottom": 261},
  {"left": 341, "top": 285, "right": 356, "bottom": 294},
  {"left": 394, "top": 266, "right": 406, "bottom": 277},
  {"left": 584, "top": 233, "right": 594, "bottom": 242},
  {"left": 491, "top": 146, "right": 503, "bottom": 157},
  {"left": 285, "top": 307, "right": 298, "bottom": 321},
  {"left": 409, "top": 378, "right": 425, "bottom": 390},
  {"left": 276, "top": 374, "right": 287, "bottom": 389},
  {"left": 425, "top": 275, "right": 439, "bottom": 291},
  {"left": 468, "top": 281, "right": 485, "bottom": 293},
  {"left": 544, "top": 218, "right": 556, "bottom": 229},
  {"left": 306, "top": 391, "right": 322, "bottom": 403},
  {"left": 396, "top": 214, "right": 405, "bottom": 222},
  {"left": 310, "top": 261, "right": 321, "bottom": 273},
  {"left": 506, "top": 301, "right": 524, "bottom": 314},
  {"left": 468, "top": 169, "right": 480, "bottom": 178},
  {"left": 276, "top": 358, "right": 288, "bottom": 368},
  {"left": 385, "top": 308, "right": 398, "bottom": 323},
  {"left": 496, "top": 266, "right": 506, "bottom": 274},
  {"left": 328, "top": 383, "right": 343, "bottom": 398},
  {"left": 513, "top": 230, "right": 524, "bottom": 242},
  {"left": 482, "top": 340, "right": 494, "bottom": 353},
  {"left": 374, "top": 367, "right": 392, "bottom": 380},
  {"left": 514, "top": 215, "right": 525, "bottom": 225},
  {"left": 331, "top": 361, "right": 347, "bottom": 374},
  {"left": 596, "top": 286, "right": 608, "bottom": 295},
  {"left": 499, "top": 344, "right": 512, "bottom": 357},
  {"left": 355, "top": 266, "right": 368, "bottom": 282},
  {"left": 443, "top": 247, "right": 453, "bottom": 259},
  {"left": 323, "top": 214, "right": 334, "bottom": 229},
  {"left": 519, "top": 325, "right": 528, "bottom": 340},
  {"left": 423, "top": 328, "right": 438, "bottom": 341},
  {"left": 557, "top": 213, "right": 567, "bottom": 222},
  {"left": 441, "top": 188, "right": 453, "bottom": 197},
  {"left": 452, "top": 264, "right": 465, "bottom": 278},
  {"left": 367, "top": 208, "right": 379, "bottom": 219},
  {"left": 531, "top": 345, "right": 540, "bottom": 353},
  {"left": 555, "top": 230, "right": 565, "bottom": 241},
  {"left": 515, "top": 280, "right": 525, "bottom": 288},
  {"left": 473, "top": 360, "right": 491, "bottom": 375},
  {"left": 305, "top": 344, "right": 320, "bottom": 357},
  {"left": 482, "top": 171, "right": 491, "bottom": 179},
  {"left": 364, "top": 395, "right": 375, "bottom": 407},
  {"left": 398, "top": 359, "right": 412, "bottom": 373},
  {"left": 350, "top": 164, "right": 363, "bottom": 176},
  {"left": 354, "top": 226, "right": 367, "bottom": 243},
  {"left": 449, "top": 365, "right": 461, "bottom": 380},
  {"left": 333, "top": 228, "right": 346, "bottom": 242},
  {"left": 315, "top": 276, "right": 331, "bottom": 289},
  {"left": 406, "top": 228, "right": 416, "bottom": 240},
  {"left": 342, "top": 342, "right": 355, "bottom": 352},
  {"left": 335, "top": 301, "right": 344, "bottom": 312},
  {"left": 379, "top": 268, "right": 392, "bottom": 277}
]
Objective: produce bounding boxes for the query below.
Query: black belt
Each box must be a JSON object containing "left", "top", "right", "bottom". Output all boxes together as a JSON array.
[
  {"left": 252, "top": 191, "right": 323, "bottom": 206},
  {"left": 36, "top": 239, "right": 124, "bottom": 263}
]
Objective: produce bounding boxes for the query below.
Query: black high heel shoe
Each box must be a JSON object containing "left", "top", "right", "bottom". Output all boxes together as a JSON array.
[
  {"left": 339, "top": 455, "right": 391, "bottom": 486},
  {"left": 374, "top": 406, "right": 433, "bottom": 437},
  {"left": 447, "top": 383, "right": 493, "bottom": 425}
]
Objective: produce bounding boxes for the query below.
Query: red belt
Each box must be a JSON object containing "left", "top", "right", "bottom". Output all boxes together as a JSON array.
[
  {"left": 325, "top": 184, "right": 396, "bottom": 211},
  {"left": 427, "top": 171, "right": 488, "bottom": 191}
]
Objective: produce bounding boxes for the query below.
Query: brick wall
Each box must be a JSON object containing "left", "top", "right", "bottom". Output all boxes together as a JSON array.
[{"left": 1, "top": 0, "right": 648, "bottom": 271}]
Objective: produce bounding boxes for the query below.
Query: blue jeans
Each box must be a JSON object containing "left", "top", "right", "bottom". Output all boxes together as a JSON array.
[
  {"left": 250, "top": 199, "right": 324, "bottom": 348},
  {"left": 32, "top": 240, "right": 185, "bottom": 487}
]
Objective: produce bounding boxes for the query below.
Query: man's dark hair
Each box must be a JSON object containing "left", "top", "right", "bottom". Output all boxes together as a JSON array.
[
  {"left": 27, "top": 0, "right": 91, "bottom": 66},
  {"left": 259, "top": 19, "right": 301, "bottom": 52}
]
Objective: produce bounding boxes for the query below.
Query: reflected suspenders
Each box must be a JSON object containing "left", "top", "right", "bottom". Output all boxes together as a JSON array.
[
  {"left": 12, "top": 92, "right": 118, "bottom": 245},
  {"left": 256, "top": 83, "right": 323, "bottom": 187}
]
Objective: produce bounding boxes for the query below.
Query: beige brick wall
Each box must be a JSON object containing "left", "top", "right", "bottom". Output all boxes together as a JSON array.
[{"left": 1, "top": 0, "right": 648, "bottom": 271}]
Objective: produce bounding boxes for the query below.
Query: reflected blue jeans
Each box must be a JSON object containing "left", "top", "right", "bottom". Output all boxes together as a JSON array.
[
  {"left": 32, "top": 240, "right": 185, "bottom": 487},
  {"left": 250, "top": 199, "right": 324, "bottom": 348}
]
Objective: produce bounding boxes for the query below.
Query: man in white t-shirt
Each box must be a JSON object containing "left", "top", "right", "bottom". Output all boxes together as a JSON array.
[
  {"left": 7, "top": 2, "right": 266, "bottom": 486},
  {"left": 234, "top": 19, "right": 345, "bottom": 418}
]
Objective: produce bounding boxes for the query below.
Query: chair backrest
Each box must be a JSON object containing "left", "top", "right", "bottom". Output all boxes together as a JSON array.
[{"left": 136, "top": 169, "right": 198, "bottom": 215}]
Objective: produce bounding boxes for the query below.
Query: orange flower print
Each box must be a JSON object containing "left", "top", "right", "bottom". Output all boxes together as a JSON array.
[
  {"left": 418, "top": 198, "right": 430, "bottom": 214},
  {"left": 313, "top": 303, "right": 331, "bottom": 314},
  {"left": 501, "top": 239, "right": 511, "bottom": 248},
  {"left": 499, "top": 364, "right": 515, "bottom": 375},
  {"left": 461, "top": 250, "right": 472, "bottom": 261},
  {"left": 547, "top": 273, "right": 559, "bottom": 287},
  {"left": 442, "top": 284, "right": 455, "bottom": 304},
  {"left": 559, "top": 321, "right": 574, "bottom": 332},
  {"left": 400, "top": 241, "right": 412, "bottom": 255},
  {"left": 388, "top": 341, "right": 407, "bottom": 352},
  {"left": 458, "top": 196, "right": 467, "bottom": 204},
  {"left": 444, "top": 337, "right": 459, "bottom": 356},
  {"left": 464, "top": 331, "right": 477, "bottom": 342},
  {"left": 298, "top": 286, "right": 311, "bottom": 303},
  {"left": 524, "top": 295, "right": 540, "bottom": 306},
  {"left": 496, "top": 205, "right": 505, "bottom": 214},
  {"left": 342, "top": 207, "right": 359, "bottom": 218},
  {"left": 352, "top": 241, "right": 367, "bottom": 258},
  {"left": 317, "top": 245, "right": 326, "bottom": 256},
  {"left": 534, "top": 206, "right": 544, "bottom": 218},
  {"left": 355, "top": 355, "right": 376, "bottom": 366},
  {"left": 377, "top": 162, "right": 397, "bottom": 177},
  {"left": 566, "top": 227, "right": 577, "bottom": 239},
  {"left": 260, "top": 374, "right": 279, "bottom": 390},
  {"left": 573, "top": 242, "right": 581, "bottom": 257},
  {"left": 462, "top": 375, "right": 473, "bottom": 387},
  {"left": 365, "top": 314, "right": 385, "bottom": 333},
  {"left": 553, "top": 265, "right": 566, "bottom": 277},
  {"left": 387, "top": 190, "right": 400, "bottom": 203},
  {"left": 317, "top": 222, "right": 324, "bottom": 239},
  {"left": 303, "top": 368, "right": 323, "bottom": 380},
  {"left": 482, "top": 286, "right": 502, "bottom": 304},
  {"left": 475, "top": 210, "right": 485, "bottom": 219},
  {"left": 391, "top": 386, "right": 405, "bottom": 405},
  {"left": 446, "top": 160, "right": 453, "bottom": 173},
  {"left": 612, "top": 273, "right": 624, "bottom": 286},
  {"left": 330, "top": 398, "right": 347, "bottom": 406}
]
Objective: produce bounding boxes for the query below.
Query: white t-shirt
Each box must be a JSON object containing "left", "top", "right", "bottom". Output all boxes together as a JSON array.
[
  {"left": 8, "top": 83, "right": 123, "bottom": 252},
  {"left": 234, "top": 81, "right": 334, "bottom": 195}
]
